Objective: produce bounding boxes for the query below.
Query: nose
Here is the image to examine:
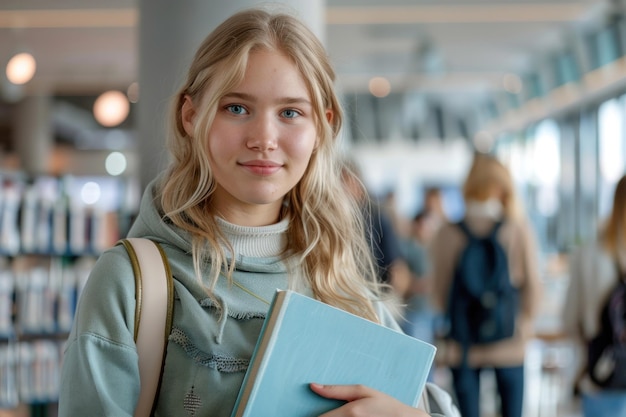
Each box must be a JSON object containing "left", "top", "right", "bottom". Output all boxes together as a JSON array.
[{"left": 246, "top": 114, "right": 278, "bottom": 151}]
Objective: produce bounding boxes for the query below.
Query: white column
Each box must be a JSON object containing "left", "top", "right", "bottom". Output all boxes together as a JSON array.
[{"left": 137, "top": 0, "right": 325, "bottom": 190}]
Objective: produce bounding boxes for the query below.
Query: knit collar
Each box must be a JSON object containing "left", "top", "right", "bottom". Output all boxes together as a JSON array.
[{"left": 215, "top": 216, "right": 289, "bottom": 258}]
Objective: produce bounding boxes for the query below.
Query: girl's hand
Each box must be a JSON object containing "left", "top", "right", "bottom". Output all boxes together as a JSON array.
[{"left": 309, "top": 383, "right": 431, "bottom": 417}]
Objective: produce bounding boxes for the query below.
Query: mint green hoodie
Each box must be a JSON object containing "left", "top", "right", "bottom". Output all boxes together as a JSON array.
[{"left": 58, "top": 178, "right": 404, "bottom": 416}]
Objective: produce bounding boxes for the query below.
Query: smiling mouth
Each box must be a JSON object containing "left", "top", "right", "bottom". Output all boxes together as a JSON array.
[{"left": 240, "top": 162, "right": 282, "bottom": 176}]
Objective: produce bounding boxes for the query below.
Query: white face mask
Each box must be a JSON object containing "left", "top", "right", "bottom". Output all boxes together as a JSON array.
[{"left": 465, "top": 198, "right": 503, "bottom": 219}]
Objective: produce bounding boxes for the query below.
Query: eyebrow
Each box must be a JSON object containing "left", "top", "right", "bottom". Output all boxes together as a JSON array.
[{"left": 222, "top": 92, "right": 311, "bottom": 106}]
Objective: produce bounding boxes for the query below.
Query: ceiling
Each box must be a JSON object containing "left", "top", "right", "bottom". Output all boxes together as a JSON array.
[
  {"left": 0, "top": 0, "right": 617, "bottom": 125},
  {"left": 329, "top": 0, "right": 610, "bottom": 98}
]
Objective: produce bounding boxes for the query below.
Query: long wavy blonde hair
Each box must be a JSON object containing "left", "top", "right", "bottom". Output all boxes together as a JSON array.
[
  {"left": 158, "top": 8, "right": 382, "bottom": 322},
  {"left": 601, "top": 174, "right": 626, "bottom": 256}
]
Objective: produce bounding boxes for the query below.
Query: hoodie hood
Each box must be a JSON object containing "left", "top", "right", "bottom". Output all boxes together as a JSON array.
[
  {"left": 126, "top": 176, "right": 294, "bottom": 314},
  {"left": 126, "top": 175, "right": 193, "bottom": 253}
]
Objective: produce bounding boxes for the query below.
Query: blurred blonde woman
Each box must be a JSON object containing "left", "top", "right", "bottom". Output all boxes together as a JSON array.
[
  {"left": 563, "top": 174, "right": 626, "bottom": 416},
  {"left": 430, "top": 153, "right": 542, "bottom": 417},
  {"left": 59, "top": 7, "right": 457, "bottom": 417}
]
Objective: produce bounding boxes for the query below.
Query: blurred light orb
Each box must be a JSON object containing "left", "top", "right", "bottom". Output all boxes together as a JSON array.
[
  {"left": 369, "top": 77, "right": 391, "bottom": 98},
  {"left": 105, "top": 151, "right": 127, "bottom": 176},
  {"left": 127, "top": 82, "right": 139, "bottom": 103},
  {"left": 81, "top": 181, "right": 101, "bottom": 205},
  {"left": 93, "top": 90, "right": 130, "bottom": 127},
  {"left": 6, "top": 52, "right": 37, "bottom": 85}
]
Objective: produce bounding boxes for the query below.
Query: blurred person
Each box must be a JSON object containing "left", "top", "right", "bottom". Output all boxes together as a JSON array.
[
  {"left": 382, "top": 189, "right": 411, "bottom": 238},
  {"left": 400, "top": 210, "right": 439, "bottom": 379},
  {"left": 423, "top": 187, "right": 448, "bottom": 231},
  {"left": 58, "top": 8, "right": 455, "bottom": 416},
  {"left": 430, "top": 153, "right": 542, "bottom": 417},
  {"left": 562, "top": 174, "right": 626, "bottom": 416},
  {"left": 341, "top": 160, "right": 412, "bottom": 300}
]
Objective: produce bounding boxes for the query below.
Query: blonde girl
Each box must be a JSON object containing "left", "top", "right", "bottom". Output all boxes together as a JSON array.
[{"left": 59, "top": 7, "right": 453, "bottom": 417}]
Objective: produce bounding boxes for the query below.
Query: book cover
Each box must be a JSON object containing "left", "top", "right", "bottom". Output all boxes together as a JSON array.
[{"left": 231, "top": 290, "right": 436, "bottom": 417}]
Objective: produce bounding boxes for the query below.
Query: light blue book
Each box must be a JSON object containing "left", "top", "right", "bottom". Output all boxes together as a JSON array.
[{"left": 231, "top": 290, "right": 436, "bottom": 417}]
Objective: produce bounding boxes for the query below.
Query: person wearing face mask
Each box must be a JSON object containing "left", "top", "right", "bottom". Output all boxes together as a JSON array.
[{"left": 430, "top": 153, "right": 542, "bottom": 417}]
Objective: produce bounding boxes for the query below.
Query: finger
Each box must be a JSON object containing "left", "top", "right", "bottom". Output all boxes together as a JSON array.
[{"left": 309, "top": 383, "right": 373, "bottom": 402}]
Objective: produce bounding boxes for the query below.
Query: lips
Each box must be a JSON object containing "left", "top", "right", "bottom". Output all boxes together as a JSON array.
[{"left": 239, "top": 160, "right": 283, "bottom": 176}]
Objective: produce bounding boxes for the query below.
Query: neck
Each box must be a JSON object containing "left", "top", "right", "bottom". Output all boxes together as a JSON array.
[{"left": 216, "top": 216, "right": 289, "bottom": 257}]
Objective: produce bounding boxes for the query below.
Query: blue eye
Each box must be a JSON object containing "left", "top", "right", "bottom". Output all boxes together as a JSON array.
[
  {"left": 226, "top": 104, "right": 247, "bottom": 115},
  {"left": 282, "top": 109, "right": 300, "bottom": 119}
]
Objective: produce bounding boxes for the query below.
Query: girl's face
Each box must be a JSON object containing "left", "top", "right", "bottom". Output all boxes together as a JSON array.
[{"left": 183, "top": 50, "right": 321, "bottom": 226}]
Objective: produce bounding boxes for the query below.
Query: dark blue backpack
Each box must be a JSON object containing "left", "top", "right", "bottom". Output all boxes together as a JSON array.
[
  {"left": 587, "top": 266, "right": 626, "bottom": 389},
  {"left": 446, "top": 220, "right": 518, "bottom": 355}
]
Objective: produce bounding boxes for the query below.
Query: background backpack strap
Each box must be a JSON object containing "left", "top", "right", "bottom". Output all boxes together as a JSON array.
[
  {"left": 118, "top": 238, "right": 174, "bottom": 417},
  {"left": 487, "top": 220, "right": 504, "bottom": 239}
]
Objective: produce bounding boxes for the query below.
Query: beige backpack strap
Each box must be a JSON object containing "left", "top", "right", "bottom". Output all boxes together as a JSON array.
[{"left": 119, "top": 238, "right": 174, "bottom": 417}]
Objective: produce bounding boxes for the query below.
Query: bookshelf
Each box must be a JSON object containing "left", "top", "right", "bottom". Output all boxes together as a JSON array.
[{"left": 0, "top": 173, "right": 139, "bottom": 416}]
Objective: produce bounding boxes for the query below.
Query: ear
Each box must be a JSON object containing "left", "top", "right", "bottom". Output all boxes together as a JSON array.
[
  {"left": 181, "top": 95, "right": 196, "bottom": 137},
  {"left": 325, "top": 109, "right": 333, "bottom": 124}
]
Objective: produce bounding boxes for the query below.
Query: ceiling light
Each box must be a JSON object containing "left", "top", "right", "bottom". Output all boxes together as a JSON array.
[
  {"left": 105, "top": 151, "right": 127, "bottom": 176},
  {"left": 93, "top": 90, "right": 130, "bottom": 127},
  {"left": 6, "top": 52, "right": 36, "bottom": 85},
  {"left": 369, "top": 77, "right": 391, "bottom": 98},
  {"left": 80, "top": 181, "right": 101, "bottom": 205}
]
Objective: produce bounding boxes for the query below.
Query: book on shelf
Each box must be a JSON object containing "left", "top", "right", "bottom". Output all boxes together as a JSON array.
[{"left": 231, "top": 290, "right": 436, "bottom": 417}]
